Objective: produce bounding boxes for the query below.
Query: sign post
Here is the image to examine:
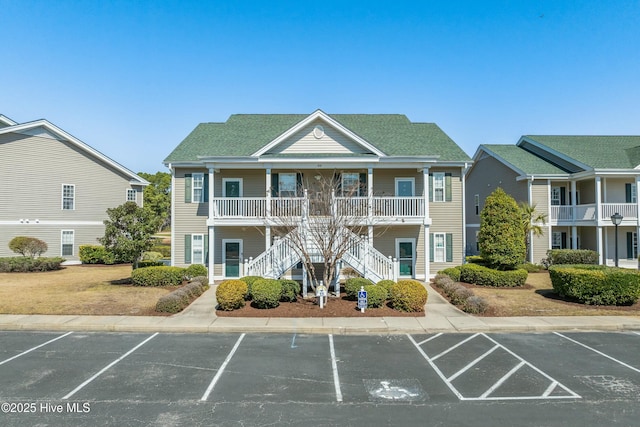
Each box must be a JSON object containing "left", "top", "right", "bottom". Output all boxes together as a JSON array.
[
  {"left": 357, "top": 286, "right": 367, "bottom": 313},
  {"left": 316, "top": 282, "right": 327, "bottom": 309}
]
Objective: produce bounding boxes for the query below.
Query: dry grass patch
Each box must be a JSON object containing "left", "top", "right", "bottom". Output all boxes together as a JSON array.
[
  {"left": 469, "top": 270, "right": 640, "bottom": 316},
  {"left": 0, "top": 265, "right": 173, "bottom": 316}
]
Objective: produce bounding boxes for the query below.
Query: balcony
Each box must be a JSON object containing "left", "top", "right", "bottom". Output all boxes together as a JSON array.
[
  {"left": 550, "top": 203, "right": 637, "bottom": 224},
  {"left": 211, "top": 196, "right": 425, "bottom": 222}
]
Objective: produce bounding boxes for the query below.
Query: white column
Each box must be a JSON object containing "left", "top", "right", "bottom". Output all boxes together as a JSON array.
[
  {"left": 423, "top": 168, "right": 430, "bottom": 280},
  {"left": 266, "top": 168, "right": 272, "bottom": 219},
  {"left": 597, "top": 226, "right": 604, "bottom": 265},
  {"left": 367, "top": 167, "right": 373, "bottom": 219},
  {"left": 595, "top": 176, "right": 602, "bottom": 223},
  {"left": 208, "top": 226, "right": 215, "bottom": 284},
  {"left": 572, "top": 226, "right": 578, "bottom": 250},
  {"left": 208, "top": 167, "right": 215, "bottom": 219},
  {"left": 423, "top": 167, "right": 430, "bottom": 220},
  {"left": 424, "top": 225, "right": 430, "bottom": 280}
]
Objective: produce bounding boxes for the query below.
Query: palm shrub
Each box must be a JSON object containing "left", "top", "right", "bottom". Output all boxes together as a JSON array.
[
  {"left": 251, "top": 279, "right": 283, "bottom": 309},
  {"left": 216, "top": 279, "right": 248, "bottom": 311},
  {"left": 478, "top": 188, "right": 526, "bottom": 269},
  {"left": 389, "top": 279, "right": 428, "bottom": 312}
]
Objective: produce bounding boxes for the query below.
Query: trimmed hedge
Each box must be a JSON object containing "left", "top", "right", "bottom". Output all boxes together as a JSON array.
[
  {"left": 376, "top": 279, "right": 395, "bottom": 293},
  {"left": 363, "top": 284, "right": 387, "bottom": 308},
  {"left": 9, "top": 236, "right": 48, "bottom": 257},
  {"left": 545, "top": 249, "right": 598, "bottom": 266},
  {"left": 389, "top": 279, "right": 428, "bottom": 312},
  {"left": 279, "top": 279, "right": 301, "bottom": 302},
  {"left": 156, "top": 281, "right": 208, "bottom": 314},
  {"left": 439, "top": 267, "right": 461, "bottom": 282},
  {"left": 137, "top": 260, "right": 165, "bottom": 269},
  {"left": 251, "top": 279, "right": 283, "bottom": 309},
  {"left": 142, "top": 251, "right": 164, "bottom": 262},
  {"left": 79, "top": 245, "right": 116, "bottom": 264},
  {"left": 459, "top": 263, "right": 527, "bottom": 287},
  {"left": 345, "top": 277, "right": 374, "bottom": 300},
  {"left": 185, "top": 264, "right": 208, "bottom": 278},
  {"left": 0, "top": 257, "right": 65, "bottom": 272},
  {"left": 239, "top": 276, "right": 263, "bottom": 300},
  {"left": 151, "top": 244, "right": 171, "bottom": 258},
  {"left": 131, "top": 266, "right": 184, "bottom": 287},
  {"left": 549, "top": 265, "right": 640, "bottom": 305},
  {"left": 216, "top": 279, "right": 248, "bottom": 311},
  {"left": 432, "top": 273, "right": 489, "bottom": 314}
]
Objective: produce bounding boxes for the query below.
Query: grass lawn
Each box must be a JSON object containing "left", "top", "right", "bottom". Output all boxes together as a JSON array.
[
  {"left": 466, "top": 270, "right": 640, "bottom": 317},
  {"left": 0, "top": 265, "right": 173, "bottom": 316}
]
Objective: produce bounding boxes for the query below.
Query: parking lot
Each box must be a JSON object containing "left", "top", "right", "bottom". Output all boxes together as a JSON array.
[{"left": 1, "top": 331, "right": 640, "bottom": 426}]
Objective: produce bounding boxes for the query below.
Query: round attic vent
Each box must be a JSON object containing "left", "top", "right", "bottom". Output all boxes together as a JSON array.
[{"left": 313, "top": 125, "right": 324, "bottom": 139}]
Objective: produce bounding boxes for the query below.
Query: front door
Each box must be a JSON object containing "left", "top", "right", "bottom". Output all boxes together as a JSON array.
[
  {"left": 224, "top": 240, "right": 242, "bottom": 278},
  {"left": 396, "top": 239, "right": 415, "bottom": 278}
]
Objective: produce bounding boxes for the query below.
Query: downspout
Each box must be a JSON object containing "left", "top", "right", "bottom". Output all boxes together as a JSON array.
[{"left": 462, "top": 162, "right": 469, "bottom": 264}]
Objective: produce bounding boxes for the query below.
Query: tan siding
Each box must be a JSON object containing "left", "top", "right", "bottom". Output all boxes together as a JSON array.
[
  {"left": 213, "top": 227, "right": 265, "bottom": 277},
  {"left": 173, "top": 168, "right": 209, "bottom": 266},
  {"left": 373, "top": 169, "right": 423, "bottom": 195},
  {"left": 430, "top": 168, "right": 464, "bottom": 265},
  {"left": 272, "top": 119, "right": 367, "bottom": 155},
  {"left": 531, "top": 181, "right": 549, "bottom": 217},
  {"left": 531, "top": 229, "right": 549, "bottom": 264},
  {"left": 216, "top": 170, "right": 266, "bottom": 197}
]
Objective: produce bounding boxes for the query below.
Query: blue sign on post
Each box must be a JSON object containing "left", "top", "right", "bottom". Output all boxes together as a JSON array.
[{"left": 357, "top": 287, "right": 367, "bottom": 313}]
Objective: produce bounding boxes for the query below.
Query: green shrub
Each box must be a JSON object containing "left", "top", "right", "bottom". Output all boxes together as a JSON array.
[
  {"left": 240, "top": 276, "right": 263, "bottom": 299},
  {"left": 251, "top": 279, "right": 283, "bottom": 309},
  {"left": 439, "top": 267, "right": 461, "bottom": 282},
  {"left": 465, "top": 256, "right": 487, "bottom": 265},
  {"left": 518, "top": 262, "right": 542, "bottom": 273},
  {"left": 190, "top": 275, "right": 209, "bottom": 286},
  {"left": 131, "top": 266, "right": 184, "bottom": 287},
  {"left": 545, "top": 249, "right": 599, "bottom": 266},
  {"left": 345, "top": 277, "right": 374, "bottom": 300},
  {"left": 185, "top": 264, "right": 208, "bottom": 278},
  {"left": 433, "top": 273, "right": 455, "bottom": 289},
  {"left": 549, "top": 265, "right": 640, "bottom": 305},
  {"left": 9, "top": 236, "right": 48, "bottom": 257},
  {"left": 279, "top": 279, "right": 300, "bottom": 302},
  {"left": 156, "top": 291, "right": 190, "bottom": 314},
  {"left": 151, "top": 244, "right": 171, "bottom": 258},
  {"left": 79, "top": 245, "right": 116, "bottom": 264},
  {"left": 0, "top": 257, "right": 65, "bottom": 272},
  {"left": 363, "top": 284, "right": 387, "bottom": 308},
  {"left": 448, "top": 283, "right": 474, "bottom": 306},
  {"left": 376, "top": 280, "right": 395, "bottom": 293},
  {"left": 459, "top": 263, "right": 527, "bottom": 287},
  {"left": 137, "top": 260, "right": 165, "bottom": 269},
  {"left": 389, "top": 279, "right": 428, "bottom": 312},
  {"left": 142, "top": 251, "right": 164, "bottom": 261},
  {"left": 216, "top": 279, "right": 248, "bottom": 311},
  {"left": 463, "top": 295, "right": 489, "bottom": 314}
]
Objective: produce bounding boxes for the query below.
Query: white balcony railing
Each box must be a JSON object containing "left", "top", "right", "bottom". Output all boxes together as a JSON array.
[
  {"left": 212, "top": 196, "right": 425, "bottom": 219},
  {"left": 550, "top": 203, "right": 637, "bottom": 223},
  {"left": 601, "top": 203, "right": 637, "bottom": 220}
]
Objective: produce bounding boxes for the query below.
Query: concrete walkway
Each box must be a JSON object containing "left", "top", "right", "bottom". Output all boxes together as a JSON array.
[{"left": 1, "top": 283, "right": 639, "bottom": 335}]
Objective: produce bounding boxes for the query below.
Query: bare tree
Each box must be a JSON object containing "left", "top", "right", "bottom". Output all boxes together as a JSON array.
[{"left": 270, "top": 172, "right": 370, "bottom": 297}]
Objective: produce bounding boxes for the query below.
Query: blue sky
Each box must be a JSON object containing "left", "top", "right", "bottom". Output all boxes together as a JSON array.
[{"left": 2, "top": 1, "right": 639, "bottom": 173}]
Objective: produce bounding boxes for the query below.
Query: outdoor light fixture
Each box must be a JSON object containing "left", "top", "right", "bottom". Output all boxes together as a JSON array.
[{"left": 611, "top": 212, "right": 623, "bottom": 267}]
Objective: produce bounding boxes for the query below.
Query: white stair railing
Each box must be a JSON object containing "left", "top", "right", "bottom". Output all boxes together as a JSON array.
[
  {"left": 340, "top": 229, "right": 395, "bottom": 283},
  {"left": 245, "top": 231, "right": 301, "bottom": 278}
]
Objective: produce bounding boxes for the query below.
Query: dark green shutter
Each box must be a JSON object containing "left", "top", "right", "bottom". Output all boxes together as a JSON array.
[
  {"left": 445, "top": 173, "right": 452, "bottom": 202},
  {"left": 185, "top": 174, "right": 192, "bottom": 203},
  {"left": 626, "top": 184, "right": 632, "bottom": 203},
  {"left": 359, "top": 173, "right": 367, "bottom": 196},
  {"left": 429, "top": 174, "right": 433, "bottom": 202},
  {"left": 627, "top": 232, "right": 633, "bottom": 259},
  {"left": 560, "top": 187, "right": 566, "bottom": 205},
  {"left": 296, "top": 173, "right": 303, "bottom": 197},
  {"left": 561, "top": 232, "right": 567, "bottom": 249},
  {"left": 334, "top": 173, "right": 342, "bottom": 196},
  {"left": 271, "top": 173, "right": 279, "bottom": 197},
  {"left": 184, "top": 234, "right": 192, "bottom": 264},
  {"left": 203, "top": 174, "right": 209, "bottom": 202},
  {"left": 204, "top": 234, "right": 209, "bottom": 264},
  {"left": 446, "top": 233, "right": 453, "bottom": 262},
  {"left": 429, "top": 233, "right": 434, "bottom": 262}
]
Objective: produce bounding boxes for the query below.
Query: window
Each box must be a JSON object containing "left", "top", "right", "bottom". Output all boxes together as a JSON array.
[
  {"left": 279, "top": 173, "right": 297, "bottom": 197},
  {"left": 192, "top": 234, "right": 204, "bottom": 264},
  {"left": 126, "top": 189, "right": 137, "bottom": 202},
  {"left": 192, "top": 173, "right": 204, "bottom": 203},
  {"left": 434, "top": 233, "right": 446, "bottom": 262},
  {"left": 223, "top": 178, "right": 242, "bottom": 197},
  {"left": 61, "top": 230, "right": 74, "bottom": 256},
  {"left": 342, "top": 173, "right": 361, "bottom": 196},
  {"left": 552, "top": 231, "right": 567, "bottom": 249},
  {"left": 474, "top": 194, "right": 480, "bottom": 215},
  {"left": 62, "top": 184, "right": 75, "bottom": 210},
  {"left": 433, "top": 172, "right": 445, "bottom": 202}
]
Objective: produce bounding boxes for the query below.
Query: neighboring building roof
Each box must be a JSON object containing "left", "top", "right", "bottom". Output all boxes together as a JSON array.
[
  {"left": 479, "top": 144, "right": 569, "bottom": 175},
  {"left": 164, "top": 110, "right": 471, "bottom": 164},
  {"left": 0, "top": 116, "right": 149, "bottom": 185},
  {"left": 523, "top": 135, "right": 640, "bottom": 169}
]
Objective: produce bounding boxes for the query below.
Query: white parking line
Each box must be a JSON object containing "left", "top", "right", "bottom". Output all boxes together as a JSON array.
[
  {"left": 0, "top": 332, "right": 73, "bottom": 366},
  {"left": 554, "top": 332, "right": 640, "bottom": 374},
  {"left": 328, "top": 334, "right": 343, "bottom": 402},
  {"left": 409, "top": 333, "right": 580, "bottom": 401},
  {"left": 62, "top": 332, "right": 158, "bottom": 400},
  {"left": 200, "top": 333, "right": 245, "bottom": 401}
]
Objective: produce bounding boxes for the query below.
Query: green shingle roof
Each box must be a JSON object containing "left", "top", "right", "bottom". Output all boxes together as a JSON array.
[
  {"left": 524, "top": 136, "right": 640, "bottom": 169},
  {"left": 164, "top": 113, "right": 471, "bottom": 163},
  {"left": 482, "top": 144, "right": 569, "bottom": 175}
]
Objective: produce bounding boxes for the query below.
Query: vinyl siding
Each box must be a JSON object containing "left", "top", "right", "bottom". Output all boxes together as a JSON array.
[
  {"left": 531, "top": 180, "right": 551, "bottom": 263},
  {"left": 268, "top": 119, "right": 368, "bottom": 155},
  {"left": 373, "top": 169, "right": 424, "bottom": 195},
  {"left": 213, "top": 227, "right": 265, "bottom": 277},
  {"left": 0, "top": 132, "right": 144, "bottom": 260},
  {"left": 173, "top": 168, "right": 209, "bottom": 266},
  {"left": 430, "top": 168, "right": 464, "bottom": 265}
]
